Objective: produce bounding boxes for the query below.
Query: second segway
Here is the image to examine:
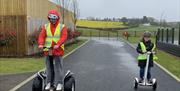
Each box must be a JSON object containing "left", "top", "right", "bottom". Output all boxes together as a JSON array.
[{"left": 134, "top": 51, "right": 157, "bottom": 90}]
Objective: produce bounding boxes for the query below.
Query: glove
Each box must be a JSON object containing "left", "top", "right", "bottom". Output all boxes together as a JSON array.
[
  {"left": 38, "top": 45, "right": 43, "bottom": 49},
  {"left": 54, "top": 45, "right": 59, "bottom": 49}
]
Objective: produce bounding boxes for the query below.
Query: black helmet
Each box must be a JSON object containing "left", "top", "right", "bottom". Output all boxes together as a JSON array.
[{"left": 143, "top": 31, "right": 151, "bottom": 37}]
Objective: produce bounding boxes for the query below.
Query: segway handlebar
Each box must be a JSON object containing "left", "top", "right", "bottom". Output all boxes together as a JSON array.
[
  {"left": 43, "top": 47, "right": 53, "bottom": 50},
  {"left": 43, "top": 47, "right": 53, "bottom": 55},
  {"left": 146, "top": 51, "right": 156, "bottom": 55}
]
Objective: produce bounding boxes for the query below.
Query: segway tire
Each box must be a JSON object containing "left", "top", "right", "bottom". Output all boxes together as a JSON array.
[
  {"left": 64, "top": 77, "right": 75, "bottom": 91},
  {"left": 153, "top": 81, "right": 157, "bottom": 91},
  {"left": 134, "top": 79, "right": 138, "bottom": 90},
  {"left": 32, "top": 76, "right": 43, "bottom": 91}
]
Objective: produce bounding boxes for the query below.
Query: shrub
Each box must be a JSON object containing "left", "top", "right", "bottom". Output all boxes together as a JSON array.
[
  {"left": 28, "top": 26, "right": 41, "bottom": 45},
  {"left": 0, "top": 29, "right": 16, "bottom": 46}
]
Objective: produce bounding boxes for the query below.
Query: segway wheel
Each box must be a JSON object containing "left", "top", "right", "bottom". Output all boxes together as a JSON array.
[
  {"left": 153, "top": 81, "right": 157, "bottom": 91},
  {"left": 134, "top": 79, "right": 138, "bottom": 89},
  {"left": 64, "top": 77, "right": 75, "bottom": 91},
  {"left": 32, "top": 77, "right": 43, "bottom": 91},
  {"left": 71, "top": 82, "right": 75, "bottom": 91}
]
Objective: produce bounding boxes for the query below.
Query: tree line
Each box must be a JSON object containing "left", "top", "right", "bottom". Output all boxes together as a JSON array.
[{"left": 84, "top": 16, "right": 180, "bottom": 28}]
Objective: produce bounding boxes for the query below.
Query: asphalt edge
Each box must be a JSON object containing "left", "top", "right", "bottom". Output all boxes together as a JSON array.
[
  {"left": 120, "top": 38, "right": 180, "bottom": 83},
  {"left": 9, "top": 39, "right": 90, "bottom": 91}
]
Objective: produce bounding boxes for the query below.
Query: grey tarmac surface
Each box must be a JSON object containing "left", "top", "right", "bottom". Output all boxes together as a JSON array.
[
  {"left": 0, "top": 72, "right": 35, "bottom": 91},
  {"left": 17, "top": 38, "right": 180, "bottom": 91}
]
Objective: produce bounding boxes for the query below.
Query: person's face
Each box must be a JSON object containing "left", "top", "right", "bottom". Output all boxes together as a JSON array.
[
  {"left": 144, "top": 37, "right": 150, "bottom": 42},
  {"left": 48, "top": 14, "right": 58, "bottom": 24}
]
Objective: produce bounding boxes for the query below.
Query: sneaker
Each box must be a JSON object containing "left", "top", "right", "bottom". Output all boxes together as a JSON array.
[
  {"left": 139, "top": 78, "right": 143, "bottom": 83},
  {"left": 56, "top": 83, "right": 63, "bottom": 91},
  {"left": 148, "top": 79, "right": 153, "bottom": 83},
  {"left": 45, "top": 83, "right": 51, "bottom": 90}
]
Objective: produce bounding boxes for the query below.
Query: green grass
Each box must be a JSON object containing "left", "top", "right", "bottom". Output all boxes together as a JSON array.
[
  {"left": 124, "top": 36, "right": 156, "bottom": 44},
  {"left": 0, "top": 58, "right": 44, "bottom": 75},
  {"left": 78, "top": 25, "right": 159, "bottom": 38},
  {"left": 120, "top": 25, "right": 158, "bottom": 43},
  {"left": 77, "top": 20, "right": 127, "bottom": 28},
  {"left": 156, "top": 50, "right": 180, "bottom": 79},
  {"left": 122, "top": 25, "right": 159, "bottom": 31},
  {"left": 78, "top": 28, "right": 119, "bottom": 37},
  {"left": 118, "top": 25, "right": 158, "bottom": 37},
  {"left": 0, "top": 39, "right": 87, "bottom": 75}
]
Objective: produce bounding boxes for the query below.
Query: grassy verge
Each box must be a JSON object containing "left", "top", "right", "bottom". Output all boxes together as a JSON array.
[
  {"left": 123, "top": 26, "right": 180, "bottom": 79},
  {"left": 0, "top": 39, "right": 87, "bottom": 75},
  {"left": 156, "top": 50, "right": 180, "bottom": 78}
]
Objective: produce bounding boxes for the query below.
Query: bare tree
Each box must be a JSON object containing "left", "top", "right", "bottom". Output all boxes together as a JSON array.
[
  {"left": 72, "top": 0, "right": 79, "bottom": 31},
  {"left": 56, "top": 0, "right": 79, "bottom": 30}
]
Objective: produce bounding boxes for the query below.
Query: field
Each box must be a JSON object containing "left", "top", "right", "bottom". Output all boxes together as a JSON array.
[{"left": 76, "top": 20, "right": 127, "bottom": 28}]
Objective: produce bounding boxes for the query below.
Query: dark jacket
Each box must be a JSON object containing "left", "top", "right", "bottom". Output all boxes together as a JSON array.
[{"left": 136, "top": 40, "right": 154, "bottom": 68}]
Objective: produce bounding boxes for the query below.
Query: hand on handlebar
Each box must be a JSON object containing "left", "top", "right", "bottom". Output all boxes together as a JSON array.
[
  {"left": 53, "top": 45, "right": 59, "bottom": 49},
  {"left": 38, "top": 45, "right": 43, "bottom": 49},
  {"left": 39, "top": 45, "right": 59, "bottom": 50},
  {"left": 146, "top": 51, "right": 156, "bottom": 54}
]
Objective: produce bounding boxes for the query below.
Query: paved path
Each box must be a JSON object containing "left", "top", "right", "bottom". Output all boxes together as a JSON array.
[
  {"left": 17, "top": 38, "right": 180, "bottom": 91},
  {"left": 0, "top": 72, "right": 35, "bottom": 91}
]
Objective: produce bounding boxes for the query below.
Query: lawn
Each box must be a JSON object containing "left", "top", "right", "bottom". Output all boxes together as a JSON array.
[
  {"left": 118, "top": 25, "right": 159, "bottom": 37},
  {"left": 156, "top": 50, "right": 180, "bottom": 78},
  {"left": 78, "top": 28, "right": 119, "bottom": 37},
  {"left": 77, "top": 20, "right": 127, "bottom": 28},
  {"left": 78, "top": 25, "right": 159, "bottom": 38},
  {"left": 0, "top": 39, "right": 87, "bottom": 75},
  {"left": 123, "top": 36, "right": 156, "bottom": 44}
]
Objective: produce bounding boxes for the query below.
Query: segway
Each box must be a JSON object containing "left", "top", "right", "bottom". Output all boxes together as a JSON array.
[
  {"left": 32, "top": 70, "right": 75, "bottom": 91},
  {"left": 134, "top": 51, "right": 157, "bottom": 90},
  {"left": 32, "top": 47, "right": 75, "bottom": 91}
]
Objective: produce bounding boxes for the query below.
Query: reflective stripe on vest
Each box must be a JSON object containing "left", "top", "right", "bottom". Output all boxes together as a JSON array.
[
  {"left": 43, "top": 23, "right": 65, "bottom": 51},
  {"left": 137, "top": 42, "right": 158, "bottom": 61}
]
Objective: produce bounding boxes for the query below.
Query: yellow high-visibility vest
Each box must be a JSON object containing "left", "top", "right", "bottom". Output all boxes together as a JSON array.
[
  {"left": 43, "top": 23, "right": 65, "bottom": 51},
  {"left": 137, "top": 42, "right": 158, "bottom": 61}
]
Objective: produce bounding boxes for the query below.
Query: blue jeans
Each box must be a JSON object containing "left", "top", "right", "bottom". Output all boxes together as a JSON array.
[
  {"left": 45, "top": 56, "right": 64, "bottom": 86},
  {"left": 140, "top": 67, "right": 151, "bottom": 80}
]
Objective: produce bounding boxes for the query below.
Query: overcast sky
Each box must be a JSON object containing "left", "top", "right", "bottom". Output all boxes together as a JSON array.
[
  {"left": 51, "top": 0, "right": 180, "bottom": 22},
  {"left": 78, "top": 0, "right": 180, "bottom": 22}
]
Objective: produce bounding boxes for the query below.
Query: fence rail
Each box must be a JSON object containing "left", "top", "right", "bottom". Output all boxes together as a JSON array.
[{"left": 156, "top": 26, "right": 180, "bottom": 57}]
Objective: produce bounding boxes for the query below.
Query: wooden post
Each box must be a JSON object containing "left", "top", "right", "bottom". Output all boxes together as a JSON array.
[
  {"left": 90, "top": 30, "right": 92, "bottom": 39},
  {"left": 117, "top": 31, "right": 118, "bottom": 40},
  {"left": 179, "top": 23, "right": 180, "bottom": 45},
  {"left": 166, "top": 28, "right": 169, "bottom": 43},
  {"left": 161, "top": 29, "right": 164, "bottom": 42},
  {"left": 172, "top": 28, "right": 174, "bottom": 44},
  {"left": 156, "top": 28, "right": 160, "bottom": 43},
  {"left": 108, "top": 31, "right": 109, "bottom": 40},
  {"left": 99, "top": 30, "right": 100, "bottom": 39}
]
